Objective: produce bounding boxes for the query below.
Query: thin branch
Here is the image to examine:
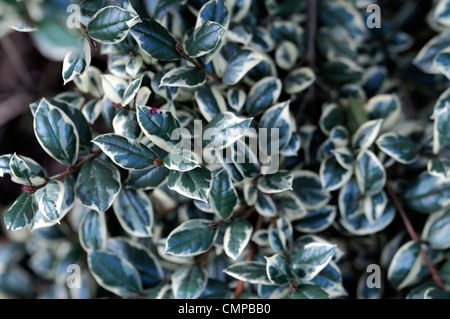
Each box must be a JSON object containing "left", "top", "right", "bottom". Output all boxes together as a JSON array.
[
  {"left": 385, "top": 182, "right": 446, "bottom": 291},
  {"left": 234, "top": 214, "right": 264, "bottom": 299},
  {"left": 305, "top": 0, "right": 318, "bottom": 69},
  {"left": 194, "top": 246, "right": 215, "bottom": 265}
]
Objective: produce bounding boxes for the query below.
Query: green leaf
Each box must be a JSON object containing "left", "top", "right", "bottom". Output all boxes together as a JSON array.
[
  {"left": 428, "top": 158, "right": 450, "bottom": 180},
  {"left": 331, "top": 147, "right": 354, "bottom": 170},
  {"left": 82, "top": 99, "right": 103, "bottom": 124},
  {"left": 101, "top": 74, "right": 128, "bottom": 105},
  {"left": 293, "top": 206, "right": 337, "bottom": 234},
  {"left": 165, "top": 219, "right": 218, "bottom": 256},
  {"left": 319, "top": 103, "right": 345, "bottom": 136},
  {"left": 317, "top": 26, "right": 357, "bottom": 60},
  {"left": 34, "top": 100, "right": 79, "bottom": 166},
  {"left": 196, "top": 0, "right": 229, "bottom": 28},
  {"left": 320, "top": 155, "right": 352, "bottom": 192},
  {"left": 106, "top": 238, "right": 163, "bottom": 289},
  {"left": 79, "top": 210, "right": 107, "bottom": 251},
  {"left": 186, "top": 22, "right": 226, "bottom": 58},
  {"left": 93, "top": 133, "right": 158, "bottom": 170},
  {"left": 223, "top": 261, "right": 272, "bottom": 285},
  {"left": 255, "top": 192, "right": 277, "bottom": 217},
  {"left": 321, "top": 58, "right": 363, "bottom": 85},
  {"left": 365, "top": 94, "right": 401, "bottom": 131},
  {"left": 293, "top": 285, "right": 330, "bottom": 299},
  {"left": 209, "top": 169, "right": 238, "bottom": 220},
  {"left": 292, "top": 171, "right": 330, "bottom": 210},
  {"left": 376, "top": 133, "right": 419, "bottom": 164},
  {"left": 347, "top": 96, "right": 368, "bottom": 135},
  {"left": 320, "top": 1, "right": 366, "bottom": 40},
  {"left": 76, "top": 158, "right": 121, "bottom": 213},
  {"left": 404, "top": 173, "right": 450, "bottom": 214},
  {"left": 137, "top": 106, "right": 181, "bottom": 152},
  {"left": 259, "top": 100, "right": 292, "bottom": 152},
  {"left": 8, "top": 154, "right": 47, "bottom": 185},
  {"left": 87, "top": 6, "right": 139, "bottom": 44},
  {"left": 168, "top": 167, "right": 212, "bottom": 202},
  {"left": 164, "top": 148, "right": 200, "bottom": 172},
  {"left": 113, "top": 188, "right": 154, "bottom": 238},
  {"left": 35, "top": 180, "right": 65, "bottom": 222},
  {"left": 121, "top": 76, "right": 143, "bottom": 106},
  {"left": 257, "top": 171, "right": 293, "bottom": 194},
  {"left": 273, "top": 191, "right": 307, "bottom": 221},
  {"left": 79, "top": 0, "right": 138, "bottom": 25},
  {"left": 283, "top": 67, "right": 315, "bottom": 95},
  {"left": 171, "top": 265, "right": 207, "bottom": 299},
  {"left": 112, "top": 109, "right": 141, "bottom": 140},
  {"left": 265, "top": 254, "right": 292, "bottom": 285},
  {"left": 388, "top": 241, "right": 430, "bottom": 289},
  {"left": 355, "top": 150, "right": 386, "bottom": 196},
  {"left": 434, "top": 103, "right": 450, "bottom": 154},
  {"left": 245, "top": 76, "right": 282, "bottom": 116},
  {"left": 203, "top": 112, "right": 252, "bottom": 150},
  {"left": 88, "top": 251, "right": 142, "bottom": 297},
  {"left": 352, "top": 119, "right": 383, "bottom": 150},
  {"left": 4, "top": 193, "right": 36, "bottom": 231},
  {"left": 159, "top": 66, "right": 207, "bottom": 88},
  {"left": 291, "top": 243, "right": 336, "bottom": 280},
  {"left": 222, "top": 49, "right": 265, "bottom": 85},
  {"left": 126, "top": 165, "right": 169, "bottom": 190},
  {"left": 0, "top": 154, "right": 12, "bottom": 178},
  {"left": 62, "top": 38, "right": 91, "bottom": 85},
  {"left": 224, "top": 218, "right": 253, "bottom": 260},
  {"left": 422, "top": 210, "right": 450, "bottom": 249},
  {"left": 153, "top": 0, "right": 187, "bottom": 20},
  {"left": 130, "top": 19, "right": 180, "bottom": 61},
  {"left": 195, "top": 87, "right": 227, "bottom": 122},
  {"left": 414, "top": 33, "right": 450, "bottom": 74}
]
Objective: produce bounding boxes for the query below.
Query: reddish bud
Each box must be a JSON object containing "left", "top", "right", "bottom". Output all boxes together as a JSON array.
[{"left": 154, "top": 159, "right": 164, "bottom": 167}]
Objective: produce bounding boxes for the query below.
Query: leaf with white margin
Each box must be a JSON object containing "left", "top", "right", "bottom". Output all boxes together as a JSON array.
[
  {"left": 106, "top": 238, "right": 164, "bottom": 288},
  {"left": 222, "top": 49, "right": 265, "bottom": 85},
  {"left": 35, "top": 180, "right": 65, "bottom": 222},
  {"left": 293, "top": 206, "right": 337, "bottom": 234},
  {"left": 414, "top": 32, "right": 450, "bottom": 74},
  {"left": 160, "top": 66, "right": 206, "bottom": 88},
  {"left": 76, "top": 158, "right": 121, "bottom": 213},
  {"left": 34, "top": 101, "right": 79, "bottom": 166},
  {"left": 164, "top": 148, "right": 200, "bottom": 172},
  {"left": 224, "top": 218, "right": 253, "bottom": 260},
  {"left": 209, "top": 169, "right": 238, "bottom": 220},
  {"left": 88, "top": 251, "right": 142, "bottom": 297},
  {"left": 320, "top": 155, "right": 352, "bottom": 192},
  {"left": 245, "top": 76, "right": 282, "bottom": 116},
  {"left": 428, "top": 158, "right": 450, "bottom": 179},
  {"left": 351, "top": 119, "right": 383, "bottom": 150},
  {"left": 362, "top": 191, "right": 388, "bottom": 225},
  {"left": 259, "top": 100, "right": 292, "bottom": 151},
  {"left": 168, "top": 167, "right": 212, "bottom": 202},
  {"left": 319, "top": 103, "right": 345, "bottom": 136},
  {"left": 186, "top": 22, "right": 225, "bottom": 58},
  {"left": 388, "top": 241, "right": 430, "bottom": 290},
  {"left": 8, "top": 154, "right": 47, "bottom": 185},
  {"left": 268, "top": 228, "right": 286, "bottom": 253},
  {"left": 291, "top": 243, "right": 336, "bottom": 280},
  {"left": 404, "top": 173, "right": 450, "bottom": 214},
  {"left": 0, "top": 154, "right": 12, "bottom": 178},
  {"left": 121, "top": 76, "right": 143, "bottom": 106},
  {"left": 93, "top": 134, "right": 157, "bottom": 170},
  {"left": 257, "top": 171, "right": 293, "bottom": 194},
  {"left": 130, "top": 19, "right": 180, "bottom": 61},
  {"left": 283, "top": 67, "right": 315, "bottom": 95},
  {"left": 87, "top": 6, "right": 139, "bottom": 44},
  {"left": 153, "top": 0, "right": 187, "bottom": 20},
  {"left": 227, "top": 88, "right": 246, "bottom": 112},
  {"left": 136, "top": 86, "right": 152, "bottom": 106},
  {"left": 203, "top": 112, "right": 252, "bottom": 150},
  {"left": 291, "top": 170, "right": 331, "bottom": 210},
  {"left": 126, "top": 165, "right": 169, "bottom": 190},
  {"left": 273, "top": 191, "right": 307, "bottom": 221},
  {"left": 101, "top": 74, "right": 128, "bottom": 104},
  {"left": 422, "top": 209, "right": 450, "bottom": 249},
  {"left": 275, "top": 41, "right": 298, "bottom": 70},
  {"left": 223, "top": 261, "right": 272, "bottom": 285},
  {"left": 137, "top": 106, "right": 181, "bottom": 152},
  {"left": 320, "top": 1, "right": 367, "bottom": 40},
  {"left": 113, "top": 188, "right": 154, "bottom": 237},
  {"left": 195, "top": 86, "right": 227, "bottom": 122},
  {"left": 293, "top": 285, "right": 330, "bottom": 299},
  {"left": 365, "top": 94, "right": 401, "bottom": 131},
  {"left": 82, "top": 99, "right": 103, "bottom": 124},
  {"left": 376, "top": 133, "right": 419, "bottom": 164},
  {"left": 171, "top": 265, "right": 207, "bottom": 299},
  {"left": 4, "top": 193, "right": 36, "bottom": 231},
  {"left": 112, "top": 109, "right": 141, "bottom": 139},
  {"left": 433, "top": 87, "right": 450, "bottom": 116},
  {"left": 62, "top": 38, "right": 91, "bottom": 85},
  {"left": 434, "top": 0, "right": 450, "bottom": 27},
  {"left": 165, "top": 219, "right": 218, "bottom": 256},
  {"left": 79, "top": 210, "right": 107, "bottom": 251},
  {"left": 331, "top": 147, "right": 354, "bottom": 170},
  {"left": 265, "top": 254, "right": 292, "bottom": 285},
  {"left": 78, "top": 0, "right": 138, "bottom": 26},
  {"left": 255, "top": 192, "right": 277, "bottom": 217},
  {"left": 433, "top": 103, "right": 450, "bottom": 154},
  {"left": 196, "top": 0, "right": 229, "bottom": 29},
  {"left": 355, "top": 150, "right": 386, "bottom": 196}
]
